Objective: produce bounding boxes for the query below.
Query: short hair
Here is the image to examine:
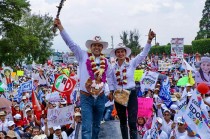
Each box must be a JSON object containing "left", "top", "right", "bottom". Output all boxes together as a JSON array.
[
  {"left": 32, "top": 126, "right": 40, "bottom": 131},
  {"left": 74, "top": 106, "right": 81, "bottom": 111}
]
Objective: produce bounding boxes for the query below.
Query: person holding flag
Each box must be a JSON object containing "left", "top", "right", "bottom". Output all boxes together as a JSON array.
[{"left": 108, "top": 29, "right": 156, "bottom": 139}]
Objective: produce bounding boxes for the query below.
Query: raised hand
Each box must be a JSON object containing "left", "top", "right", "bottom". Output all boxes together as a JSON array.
[
  {"left": 53, "top": 18, "right": 64, "bottom": 31},
  {"left": 148, "top": 29, "right": 156, "bottom": 41}
]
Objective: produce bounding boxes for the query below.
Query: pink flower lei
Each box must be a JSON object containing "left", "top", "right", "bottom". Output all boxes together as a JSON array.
[{"left": 86, "top": 51, "right": 108, "bottom": 83}]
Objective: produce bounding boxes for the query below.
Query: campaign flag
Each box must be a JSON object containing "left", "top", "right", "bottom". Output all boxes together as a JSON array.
[
  {"left": 140, "top": 71, "right": 159, "bottom": 92},
  {"left": 20, "top": 80, "right": 33, "bottom": 92},
  {"left": 31, "top": 90, "right": 41, "bottom": 111},
  {"left": 159, "top": 77, "right": 172, "bottom": 108},
  {"left": 37, "top": 89, "right": 44, "bottom": 103},
  {"left": 183, "top": 90, "right": 210, "bottom": 139},
  {"left": 52, "top": 74, "right": 77, "bottom": 94},
  {"left": 149, "top": 114, "right": 160, "bottom": 139},
  {"left": 182, "top": 59, "right": 195, "bottom": 71},
  {"left": 174, "top": 96, "right": 187, "bottom": 122},
  {"left": 52, "top": 74, "right": 77, "bottom": 104},
  {"left": 47, "top": 105, "right": 74, "bottom": 127}
]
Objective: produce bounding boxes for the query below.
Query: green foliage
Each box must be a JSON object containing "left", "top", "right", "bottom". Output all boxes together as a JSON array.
[
  {"left": 184, "top": 45, "right": 193, "bottom": 54},
  {"left": 149, "top": 44, "right": 193, "bottom": 55},
  {"left": 22, "top": 13, "right": 54, "bottom": 64},
  {"left": 0, "top": 0, "right": 54, "bottom": 66},
  {"left": 195, "top": 0, "right": 210, "bottom": 39},
  {"left": 192, "top": 39, "right": 210, "bottom": 54},
  {"left": 120, "top": 29, "right": 141, "bottom": 56}
]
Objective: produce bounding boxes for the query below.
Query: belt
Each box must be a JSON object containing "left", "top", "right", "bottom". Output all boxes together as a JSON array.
[{"left": 80, "top": 90, "right": 104, "bottom": 97}]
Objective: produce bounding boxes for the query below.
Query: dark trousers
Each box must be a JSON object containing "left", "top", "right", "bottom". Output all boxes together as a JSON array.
[{"left": 115, "top": 89, "right": 138, "bottom": 139}]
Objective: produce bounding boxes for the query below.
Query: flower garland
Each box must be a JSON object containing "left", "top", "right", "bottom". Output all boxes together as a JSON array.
[
  {"left": 86, "top": 51, "right": 108, "bottom": 89},
  {"left": 115, "top": 57, "right": 129, "bottom": 86}
]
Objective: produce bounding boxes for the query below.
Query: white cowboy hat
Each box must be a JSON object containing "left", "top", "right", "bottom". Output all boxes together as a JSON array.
[
  {"left": 85, "top": 36, "right": 108, "bottom": 50},
  {"left": 110, "top": 43, "right": 131, "bottom": 58},
  {"left": 201, "top": 57, "right": 210, "bottom": 63}
]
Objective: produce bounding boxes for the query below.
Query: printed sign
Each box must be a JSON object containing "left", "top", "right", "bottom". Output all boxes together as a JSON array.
[
  {"left": 171, "top": 38, "right": 184, "bottom": 59},
  {"left": 183, "top": 90, "right": 210, "bottom": 138},
  {"left": 20, "top": 80, "right": 33, "bottom": 92},
  {"left": 140, "top": 71, "right": 159, "bottom": 92},
  {"left": 195, "top": 56, "right": 210, "bottom": 88},
  {"left": 17, "top": 70, "right": 24, "bottom": 76},
  {"left": 46, "top": 92, "right": 62, "bottom": 102},
  {"left": 47, "top": 105, "right": 74, "bottom": 127},
  {"left": 158, "top": 60, "right": 171, "bottom": 71},
  {"left": 53, "top": 74, "right": 77, "bottom": 94},
  {"left": 138, "top": 98, "right": 153, "bottom": 118}
]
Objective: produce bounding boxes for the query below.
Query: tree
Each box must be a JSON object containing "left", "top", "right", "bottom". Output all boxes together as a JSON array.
[
  {"left": 195, "top": 0, "right": 210, "bottom": 40},
  {"left": 22, "top": 13, "right": 54, "bottom": 64},
  {"left": 0, "top": 0, "right": 30, "bottom": 66},
  {"left": 0, "top": 0, "right": 55, "bottom": 66},
  {"left": 0, "top": 0, "right": 30, "bottom": 35},
  {"left": 120, "top": 29, "right": 141, "bottom": 56}
]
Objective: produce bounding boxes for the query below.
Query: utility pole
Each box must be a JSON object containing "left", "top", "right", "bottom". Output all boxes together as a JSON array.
[{"left": 111, "top": 36, "right": 114, "bottom": 49}]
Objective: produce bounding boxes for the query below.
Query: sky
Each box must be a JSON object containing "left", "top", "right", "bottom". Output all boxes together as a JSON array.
[{"left": 29, "top": 0, "right": 206, "bottom": 52}]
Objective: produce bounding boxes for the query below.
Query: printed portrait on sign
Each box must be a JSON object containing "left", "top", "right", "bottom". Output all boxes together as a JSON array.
[{"left": 195, "top": 57, "right": 210, "bottom": 86}]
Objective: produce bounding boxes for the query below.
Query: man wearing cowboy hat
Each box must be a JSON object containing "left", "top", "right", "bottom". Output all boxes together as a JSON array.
[
  {"left": 54, "top": 18, "right": 113, "bottom": 139},
  {"left": 0, "top": 111, "right": 9, "bottom": 132}
]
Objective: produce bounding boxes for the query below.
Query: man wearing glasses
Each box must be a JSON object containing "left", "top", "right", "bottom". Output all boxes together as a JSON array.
[
  {"left": 169, "top": 117, "right": 187, "bottom": 139},
  {"left": 157, "top": 109, "right": 173, "bottom": 137}
]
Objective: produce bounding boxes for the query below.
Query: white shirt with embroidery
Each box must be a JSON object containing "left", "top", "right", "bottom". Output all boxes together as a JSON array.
[
  {"left": 109, "top": 43, "right": 151, "bottom": 90},
  {"left": 60, "top": 30, "right": 113, "bottom": 94}
]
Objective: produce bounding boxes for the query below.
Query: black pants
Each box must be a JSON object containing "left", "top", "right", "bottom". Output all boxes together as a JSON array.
[{"left": 115, "top": 89, "right": 138, "bottom": 139}]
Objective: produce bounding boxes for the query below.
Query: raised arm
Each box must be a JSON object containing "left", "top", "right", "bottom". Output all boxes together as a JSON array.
[
  {"left": 132, "top": 29, "right": 156, "bottom": 68},
  {"left": 54, "top": 18, "right": 83, "bottom": 61}
]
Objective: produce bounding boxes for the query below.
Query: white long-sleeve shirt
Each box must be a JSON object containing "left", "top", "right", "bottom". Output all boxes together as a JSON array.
[
  {"left": 143, "top": 129, "right": 168, "bottom": 139},
  {"left": 108, "top": 43, "right": 151, "bottom": 90},
  {"left": 60, "top": 30, "right": 113, "bottom": 94},
  {"left": 0, "top": 119, "right": 8, "bottom": 132}
]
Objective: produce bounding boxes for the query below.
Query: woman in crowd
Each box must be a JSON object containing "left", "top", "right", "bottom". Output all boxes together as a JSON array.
[
  {"left": 137, "top": 117, "right": 147, "bottom": 138},
  {"left": 108, "top": 29, "right": 155, "bottom": 139}
]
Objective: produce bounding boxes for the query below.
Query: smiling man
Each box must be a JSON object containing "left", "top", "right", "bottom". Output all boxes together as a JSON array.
[{"left": 54, "top": 18, "right": 113, "bottom": 139}]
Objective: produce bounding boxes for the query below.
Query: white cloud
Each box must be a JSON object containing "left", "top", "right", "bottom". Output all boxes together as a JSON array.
[{"left": 28, "top": 0, "right": 205, "bottom": 52}]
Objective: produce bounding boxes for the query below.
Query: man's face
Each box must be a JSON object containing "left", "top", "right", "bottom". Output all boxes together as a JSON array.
[
  {"left": 26, "top": 110, "right": 32, "bottom": 116},
  {"left": 0, "top": 115, "right": 6, "bottom": 121},
  {"left": 54, "top": 129, "right": 61, "bottom": 136},
  {"left": 74, "top": 108, "right": 81, "bottom": 113},
  {"left": 163, "top": 111, "right": 171, "bottom": 121},
  {"left": 74, "top": 116, "right": 82, "bottom": 123},
  {"left": 90, "top": 43, "right": 103, "bottom": 57},
  {"left": 15, "top": 106, "right": 20, "bottom": 111},
  {"left": 27, "top": 126, "right": 33, "bottom": 133},
  {"left": 177, "top": 123, "right": 186, "bottom": 131},
  {"left": 32, "top": 128, "right": 40, "bottom": 136}
]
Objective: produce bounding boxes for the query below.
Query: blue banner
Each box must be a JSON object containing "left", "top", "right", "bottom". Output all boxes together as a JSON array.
[
  {"left": 20, "top": 80, "right": 33, "bottom": 92},
  {"left": 159, "top": 77, "right": 172, "bottom": 108}
]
